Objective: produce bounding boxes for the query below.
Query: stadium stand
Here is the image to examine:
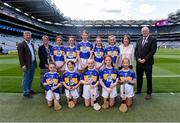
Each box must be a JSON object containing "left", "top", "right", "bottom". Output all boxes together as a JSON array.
[{"left": 0, "top": 0, "right": 180, "bottom": 53}]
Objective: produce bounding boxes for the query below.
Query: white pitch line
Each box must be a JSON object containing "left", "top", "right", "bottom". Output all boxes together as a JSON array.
[
  {"left": 149, "top": 75, "right": 180, "bottom": 78},
  {"left": 0, "top": 76, "right": 39, "bottom": 79},
  {"left": 0, "top": 75, "right": 180, "bottom": 78}
]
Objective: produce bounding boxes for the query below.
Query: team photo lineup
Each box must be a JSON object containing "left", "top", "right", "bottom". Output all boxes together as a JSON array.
[
  {"left": 17, "top": 27, "right": 156, "bottom": 112},
  {"left": 1, "top": 0, "right": 180, "bottom": 122}
]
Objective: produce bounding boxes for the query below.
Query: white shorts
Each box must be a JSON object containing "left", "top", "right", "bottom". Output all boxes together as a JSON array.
[
  {"left": 78, "top": 58, "right": 88, "bottom": 70},
  {"left": 65, "top": 89, "right": 79, "bottom": 99},
  {"left": 102, "top": 87, "right": 117, "bottom": 98},
  {"left": 46, "top": 90, "right": 60, "bottom": 101},
  {"left": 65, "top": 59, "right": 78, "bottom": 71},
  {"left": 82, "top": 85, "right": 99, "bottom": 99},
  {"left": 95, "top": 61, "right": 104, "bottom": 71},
  {"left": 120, "top": 83, "right": 134, "bottom": 98},
  {"left": 55, "top": 61, "right": 65, "bottom": 71}
]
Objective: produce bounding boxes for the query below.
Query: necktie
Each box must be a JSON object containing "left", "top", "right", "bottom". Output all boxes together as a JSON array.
[{"left": 142, "top": 37, "right": 146, "bottom": 47}]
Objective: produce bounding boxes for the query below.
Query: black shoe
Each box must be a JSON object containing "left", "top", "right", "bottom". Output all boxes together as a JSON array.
[
  {"left": 29, "top": 90, "right": 37, "bottom": 95},
  {"left": 23, "top": 94, "right": 33, "bottom": 98},
  {"left": 145, "top": 94, "right": 152, "bottom": 100},
  {"left": 135, "top": 91, "right": 141, "bottom": 95},
  {"left": 40, "top": 84, "right": 45, "bottom": 89}
]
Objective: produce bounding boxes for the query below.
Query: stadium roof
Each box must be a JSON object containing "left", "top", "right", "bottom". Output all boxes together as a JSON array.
[
  {"left": 62, "top": 19, "right": 156, "bottom": 27},
  {"left": 1, "top": 0, "right": 180, "bottom": 27},
  {"left": 168, "top": 9, "right": 180, "bottom": 24},
  {"left": 1, "top": 0, "right": 69, "bottom": 23}
]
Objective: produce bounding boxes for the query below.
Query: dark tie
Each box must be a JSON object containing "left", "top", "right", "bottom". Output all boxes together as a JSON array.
[{"left": 142, "top": 37, "right": 146, "bottom": 47}]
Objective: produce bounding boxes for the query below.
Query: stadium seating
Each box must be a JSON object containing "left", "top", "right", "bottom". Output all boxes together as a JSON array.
[{"left": 0, "top": 1, "right": 180, "bottom": 53}]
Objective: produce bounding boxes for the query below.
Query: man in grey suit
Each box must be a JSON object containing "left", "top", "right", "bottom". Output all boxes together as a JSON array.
[
  {"left": 17, "top": 31, "right": 37, "bottom": 98},
  {"left": 135, "top": 27, "right": 157, "bottom": 100}
]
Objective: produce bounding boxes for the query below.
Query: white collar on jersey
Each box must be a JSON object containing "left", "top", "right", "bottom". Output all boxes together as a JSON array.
[
  {"left": 69, "top": 45, "right": 75, "bottom": 48},
  {"left": 81, "top": 40, "right": 89, "bottom": 43},
  {"left": 95, "top": 45, "right": 102, "bottom": 48},
  {"left": 48, "top": 71, "right": 57, "bottom": 74},
  {"left": 106, "top": 66, "right": 113, "bottom": 69},
  {"left": 67, "top": 69, "right": 76, "bottom": 73},
  {"left": 122, "top": 68, "right": 130, "bottom": 72},
  {"left": 108, "top": 44, "right": 116, "bottom": 47},
  {"left": 55, "top": 44, "right": 62, "bottom": 47},
  {"left": 88, "top": 68, "right": 95, "bottom": 70}
]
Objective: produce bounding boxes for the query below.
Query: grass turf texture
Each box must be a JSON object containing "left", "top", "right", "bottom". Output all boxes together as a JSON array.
[
  {"left": 0, "top": 93, "right": 180, "bottom": 122},
  {"left": 0, "top": 48, "right": 180, "bottom": 93},
  {"left": 0, "top": 48, "right": 180, "bottom": 122}
]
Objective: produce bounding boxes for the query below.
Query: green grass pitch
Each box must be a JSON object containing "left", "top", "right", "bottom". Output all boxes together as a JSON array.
[{"left": 0, "top": 48, "right": 180, "bottom": 122}]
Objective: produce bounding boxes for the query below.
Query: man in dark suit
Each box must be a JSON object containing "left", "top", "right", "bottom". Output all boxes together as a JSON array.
[
  {"left": 135, "top": 26, "right": 157, "bottom": 100},
  {"left": 17, "top": 31, "right": 37, "bottom": 98},
  {"left": 38, "top": 35, "right": 52, "bottom": 87}
]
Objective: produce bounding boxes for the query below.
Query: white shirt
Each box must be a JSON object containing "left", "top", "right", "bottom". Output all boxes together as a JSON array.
[
  {"left": 119, "top": 44, "right": 134, "bottom": 65},
  {"left": 25, "top": 40, "right": 35, "bottom": 61},
  {"left": 142, "top": 36, "right": 149, "bottom": 47}
]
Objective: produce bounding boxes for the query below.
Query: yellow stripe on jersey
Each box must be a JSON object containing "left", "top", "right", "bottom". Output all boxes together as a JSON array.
[
  {"left": 66, "top": 51, "right": 77, "bottom": 57},
  {"left": 73, "top": 52, "right": 77, "bottom": 56},
  {"left": 112, "top": 74, "right": 117, "bottom": 79},
  {"left": 84, "top": 75, "right": 97, "bottom": 82},
  {"left": 120, "top": 77, "right": 125, "bottom": 81},
  {"left": 119, "top": 77, "right": 132, "bottom": 81},
  {"left": 54, "top": 50, "right": 58, "bottom": 55},
  {"left": 54, "top": 50, "right": 64, "bottom": 56},
  {"left": 103, "top": 74, "right": 117, "bottom": 80},
  {"left": 64, "top": 77, "right": 78, "bottom": 84},
  {"left": 94, "top": 52, "right": 103, "bottom": 57},
  {"left": 107, "top": 51, "right": 118, "bottom": 56},
  {"left": 103, "top": 74, "right": 108, "bottom": 80},
  {"left": 114, "top": 51, "right": 118, "bottom": 56},
  {"left": 46, "top": 79, "right": 58, "bottom": 84},
  {"left": 127, "top": 77, "right": 132, "bottom": 81},
  {"left": 80, "top": 47, "right": 91, "bottom": 52}
]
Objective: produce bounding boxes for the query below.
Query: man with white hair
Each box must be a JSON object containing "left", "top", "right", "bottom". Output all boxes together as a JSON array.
[
  {"left": 135, "top": 26, "right": 157, "bottom": 100},
  {"left": 17, "top": 31, "right": 37, "bottom": 98}
]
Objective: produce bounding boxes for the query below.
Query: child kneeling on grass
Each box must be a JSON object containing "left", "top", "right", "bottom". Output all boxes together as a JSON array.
[
  {"left": 42, "top": 62, "right": 62, "bottom": 111},
  {"left": 119, "top": 58, "right": 136, "bottom": 111},
  {"left": 62, "top": 61, "right": 80, "bottom": 108},
  {"left": 80, "top": 59, "right": 101, "bottom": 110},
  {"left": 99, "top": 55, "right": 119, "bottom": 109}
]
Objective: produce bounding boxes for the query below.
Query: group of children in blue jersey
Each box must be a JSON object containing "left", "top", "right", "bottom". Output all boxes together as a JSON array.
[{"left": 42, "top": 30, "right": 136, "bottom": 111}]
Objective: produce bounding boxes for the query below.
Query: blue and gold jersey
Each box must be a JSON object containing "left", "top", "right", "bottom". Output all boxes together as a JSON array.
[
  {"left": 42, "top": 72, "right": 61, "bottom": 93},
  {"left": 99, "top": 67, "right": 118, "bottom": 88},
  {"left": 93, "top": 47, "right": 105, "bottom": 63},
  {"left": 81, "top": 69, "right": 99, "bottom": 85},
  {"left": 119, "top": 69, "right": 136, "bottom": 81},
  {"left": 62, "top": 71, "right": 80, "bottom": 86},
  {"left": 77, "top": 41, "right": 93, "bottom": 59},
  {"left": 50, "top": 45, "right": 65, "bottom": 61},
  {"left": 105, "top": 45, "right": 120, "bottom": 64},
  {"left": 65, "top": 46, "right": 77, "bottom": 60}
]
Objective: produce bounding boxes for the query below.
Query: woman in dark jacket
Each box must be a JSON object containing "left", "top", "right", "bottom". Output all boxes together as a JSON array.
[{"left": 38, "top": 35, "right": 52, "bottom": 88}]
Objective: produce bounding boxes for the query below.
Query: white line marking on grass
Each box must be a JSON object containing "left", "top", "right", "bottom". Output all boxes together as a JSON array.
[
  {"left": 170, "top": 92, "right": 174, "bottom": 95},
  {"left": 0, "top": 75, "right": 180, "bottom": 78},
  {"left": 0, "top": 76, "right": 39, "bottom": 79},
  {"left": 150, "top": 75, "right": 180, "bottom": 78}
]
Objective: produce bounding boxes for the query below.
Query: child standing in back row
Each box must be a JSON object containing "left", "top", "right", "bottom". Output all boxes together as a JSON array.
[
  {"left": 65, "top": 36, "right": 78, "bottom": 71},
  {"left": 93, "top": 36, "right": 105, "bottom": 71},
  {"left": 50, "top": 36, "right": 65, "bottom": 74},
  {"left": 105, "top": 35, "right": 120, "bottom": 68},
  {"left": 77, "top": 30, "right": 93, "bottom": 73}
]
